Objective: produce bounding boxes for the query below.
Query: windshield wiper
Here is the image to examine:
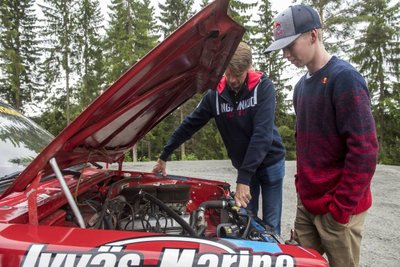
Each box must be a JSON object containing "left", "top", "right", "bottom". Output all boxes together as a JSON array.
[
  {"left": 42, "top": 165, "right": 87, "bottom": 182},
  {"left": 0, "top": 171, "right": 21, "bottom": 181},
  {"left": 0, "top": 171, "right": 22, "bottom": 192}
]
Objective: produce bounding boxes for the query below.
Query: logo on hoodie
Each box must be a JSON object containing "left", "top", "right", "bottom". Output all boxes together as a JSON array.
[{"left": 220, "top": 96, "right": 256, "bottom": 114}]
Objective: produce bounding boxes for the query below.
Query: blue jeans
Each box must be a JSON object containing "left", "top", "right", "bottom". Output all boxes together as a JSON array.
[{"left": 247, "top": 159, "right": 285, "bottom": 235}]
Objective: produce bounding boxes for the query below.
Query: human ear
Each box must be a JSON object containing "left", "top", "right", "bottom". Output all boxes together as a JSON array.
[{"left": 310, "top": 29, "right": 318, "bottom": 43}]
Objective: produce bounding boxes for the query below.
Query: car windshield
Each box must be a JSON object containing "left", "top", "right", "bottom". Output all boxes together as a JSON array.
[{"left": 0, "top": 102, "right": 54, "bottom": 178}]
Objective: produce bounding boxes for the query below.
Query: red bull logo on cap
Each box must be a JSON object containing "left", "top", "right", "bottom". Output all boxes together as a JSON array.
[{"left": 273, "top": 22, "right": 284, "bottom": 38}]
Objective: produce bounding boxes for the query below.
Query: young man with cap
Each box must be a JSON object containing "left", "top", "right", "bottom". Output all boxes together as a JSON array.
[
  {"left": 265, "top": 4, "right": 378, "bottom": 267},
  {"left": 152, "top": 42, "right": 286, "bottom": 234}
]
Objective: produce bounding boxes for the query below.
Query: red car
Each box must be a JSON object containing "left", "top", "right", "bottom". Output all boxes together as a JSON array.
[{"left": 0, "top": 0, "right": 328, "bottom": 266}]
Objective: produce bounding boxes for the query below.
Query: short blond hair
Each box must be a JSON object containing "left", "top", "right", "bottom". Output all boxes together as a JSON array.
[{"left": 228, "top": 42, "right": 252, "bottom": 76}]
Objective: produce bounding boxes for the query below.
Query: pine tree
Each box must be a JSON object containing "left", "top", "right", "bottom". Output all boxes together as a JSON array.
[
  {"left": 301, "top": 0, "right": 400, "bottom": 164},
  {"left": 103, "top": 0, "right": 137, "bottom": 83},
  {"left": 299, "top": 0, "right": 342, "bottom": 53},
  {"left": 158, "top": 0, "right": 194, "bottom": 39},
  {"left": 200, "top": 0, "right": 210, "bottom": 9},
  {"left": 103, "top": 0, "right": 158, "bottom": 161},
  {"left": 0, "top": 0, "right": 42, "bottom": 111},
  {"left": 252, "top": 0, "right": 295, "bottom": 159},
  {"left": 39, "top": 0, "right": 80, "bottom": 124},
  {"left": 151, "top": 0, "right": 229, "bottom": 161},
  {"left": 104, "top": 0, "right": 158, "bottom": 84},
  {"left": 156, "top": 0, "right": 195, "bottom": 160},
  {"left": 75, "top": 0, "right": 105, "bottom": 110},
  {"left": 349, "top": 0, "right": 400, "bottom": 163},
  {"left": 252, "top": 0, "right": 288, "bottom": 105},
  {"left": 132, "top": 0, "right": 159, "bottom": 58},
  {"left": 228, "top": 0, "right": 257, "bottom": 42}
]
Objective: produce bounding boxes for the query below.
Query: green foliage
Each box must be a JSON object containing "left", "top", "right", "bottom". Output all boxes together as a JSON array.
[
  {"left": 228, "top": 0, "right": 257, "bottom": 42},
  {"left": 39, "top": 0, "right": 81, "bottom": 124},
  {"left": 124, "top": 150, "right": 133, "bottom": 162},
  {"left": 135, "top": 93, "right": 228, "bottom": 162},
  {"left": 298, "top": 0, "right": 400, "bottom": 164},
  {"left": 346, "top": 0, "right": 400, "bottom": 164},
  {"left": 102, "top": 0, "right": 159, "bottom": 160},
  {"left": 188, "top": 118, "right": 228, "bottom": 160},
  {"left": 299, "top": 0, "right": 342, "bottom": 53},
  {"left": 379, "top": 111, "right": 400, "bottom": 165},
  {"left": 103, "top": 0, "right": 158, "bottom": 84},
  {"left": 158, "top": 0, "right": 194, "bottom": 38},
  {"left": 200, "top": 0, "right": 210, "bottom": 9},
  {"left": 0, "top": 0, "right": 42, "bottom": 111},
  {"left": 251, "top": 0, "right": 294, "bottom": 158},
  {"left": 1, "top": 0, "right": 399, "bottom": 165},
  {"left": 183, "top": 153, "right": 198, "bottom": 161},
  {"left": 30, "top": 107, "right": 66, "bottom": 136},
  {"left": 138, "top": 156, "right": 148, "bottom": 162},
  {"left": 75, "top": 0, "right": 105, "bottom": 111},
  {"left": 278, "top": 124, "right": 296, "bottom": 160},
  {"left": 153, "top": 0, "right": 198, "bottom": 161}
]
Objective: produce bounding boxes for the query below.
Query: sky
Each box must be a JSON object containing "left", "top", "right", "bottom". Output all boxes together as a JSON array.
[
  {"left": 148, "top": 0, "right": 297, "bottom": 13},
  {"left": 100, "top": 0, "right": 298, "bottom": 21}
]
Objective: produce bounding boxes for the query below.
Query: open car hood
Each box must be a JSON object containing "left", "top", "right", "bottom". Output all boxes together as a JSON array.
[{"left": 2, "top": 0, "right": 244, "bottom": 197}]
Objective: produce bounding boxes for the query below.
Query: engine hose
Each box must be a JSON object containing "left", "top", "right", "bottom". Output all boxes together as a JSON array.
[
  {"left": 196, "top": 225, "right": 206, "bottom": 236},
  {"left": 190, "top": 210, "right": 197, "bottom": 228},
  {"left": 198, "top": 200, "right": 228, "bottom": 210},
  {"left": 103, "top": 214, "right": 113, "bottom": 230},
  {"left": 240, "top": 213, "right": 252, "bottom": 238},
  {"left": 195, "top": 200, "right": 228, "bottom": 222},
  {"left": 95, "top": 176, "right": 142, "bottom": 229},
  {"left": 140, "top": 191, "right": 197, "bottom": 237}
]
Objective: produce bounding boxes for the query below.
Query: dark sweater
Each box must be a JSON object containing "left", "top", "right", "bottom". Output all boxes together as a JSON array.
[
  {"left": 160, "top": 71, "right": 285, "bottom": 185},
  {"left": 293, "top": 56, "right": 378, "bottom": 224}
]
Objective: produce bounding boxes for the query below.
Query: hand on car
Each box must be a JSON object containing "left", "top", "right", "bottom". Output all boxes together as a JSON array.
[
  {"left": 152, "top": 159, "right": 167, "bottom": 176},
  {"left": 234, "top": 183, "right": 251, "bottom": 208}
]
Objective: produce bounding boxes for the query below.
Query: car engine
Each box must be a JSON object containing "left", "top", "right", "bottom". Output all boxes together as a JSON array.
[
  {"left": 96, "top": 184, "right": 192, "bottom": 235},
  {"left": 75, "top": 176, "right": 282, "bottom": 244}
]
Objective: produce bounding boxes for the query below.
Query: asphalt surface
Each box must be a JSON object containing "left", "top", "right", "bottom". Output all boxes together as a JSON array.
[{"left": 120, "top": 160, "right": 400, "bottom": 267}]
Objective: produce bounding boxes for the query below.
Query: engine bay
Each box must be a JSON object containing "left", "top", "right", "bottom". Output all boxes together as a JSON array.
[
  {"left": 72, "top": 169, "right": 282, "bottom": 243},
  {"left": 1, "top": 168, "right": 283, "bottom": 244}
]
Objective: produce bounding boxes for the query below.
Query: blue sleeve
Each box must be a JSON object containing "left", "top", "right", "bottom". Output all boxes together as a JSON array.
[
  {"left": 330, "top": 69, "right": 378, "bottom": 223},
  {"left": 160, "top": 90, "right": 214, "bottom": 161},
  {"left": 237, "top": 78, "right": 277, "bottom": 184}
]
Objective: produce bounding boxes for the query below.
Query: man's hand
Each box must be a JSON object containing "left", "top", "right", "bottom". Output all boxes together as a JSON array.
[
  {"left": 234, "top": 183, "right": 251, "bottom": 208},
  {"left": 152, "top": 159, "right": 167, "bottom": 176}
]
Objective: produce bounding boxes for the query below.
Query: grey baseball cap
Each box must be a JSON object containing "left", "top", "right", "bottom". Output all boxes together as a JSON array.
[{"left": 265, "top": 4, "right": 321, "bottom": 53}]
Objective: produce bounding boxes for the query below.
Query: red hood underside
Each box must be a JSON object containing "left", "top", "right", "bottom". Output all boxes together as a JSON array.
[{"left": 2, "top": 0, "right": 245, "bottom": 197}]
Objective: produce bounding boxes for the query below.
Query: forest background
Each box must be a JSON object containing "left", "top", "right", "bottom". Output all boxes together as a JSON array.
[{"left": 0, "top": 0, "right": 399, "bottom": 165}]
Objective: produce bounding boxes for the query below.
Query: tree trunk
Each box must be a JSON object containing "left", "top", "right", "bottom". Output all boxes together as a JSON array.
[
  {"left": 378, "top": 74, "right": 385, "bottom": 159},
  {"left": 132, "top": 144, "right": 138, "bottom": 162},
  {"left": 147, "top": 141, "right": 151, "bottom": 160},
  {"left": 180, "top": 108, "right": 185, "bottom": 159}
]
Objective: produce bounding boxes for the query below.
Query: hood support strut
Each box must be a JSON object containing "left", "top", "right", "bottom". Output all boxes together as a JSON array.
[{"left": 49, "top": 158, "right": 86, "bottom": 228}]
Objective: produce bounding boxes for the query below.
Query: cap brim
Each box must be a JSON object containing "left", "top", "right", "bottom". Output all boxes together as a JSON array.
[{"left": 264, "top": 34, "right": 301, "bottom": 54}]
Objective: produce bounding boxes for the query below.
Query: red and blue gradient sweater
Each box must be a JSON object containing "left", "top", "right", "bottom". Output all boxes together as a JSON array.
[{"left": 293, "top": 56, "right": 378, "bottom": 224}]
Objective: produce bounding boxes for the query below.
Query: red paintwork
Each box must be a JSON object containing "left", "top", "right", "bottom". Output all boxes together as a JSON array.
[
  {"left": 0, "top": 167, "right": 328, "bottom": 266},
  {"left": 0, "top": 223, "right": 328, "bottom": 267},
  {"left": 1, "top": 0, "right": 245, "bottom": 198}
]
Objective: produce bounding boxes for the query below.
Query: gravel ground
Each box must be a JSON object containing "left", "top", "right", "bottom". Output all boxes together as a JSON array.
[{"left": 120, "top": 160, "right": 400, "bottom": 267}]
